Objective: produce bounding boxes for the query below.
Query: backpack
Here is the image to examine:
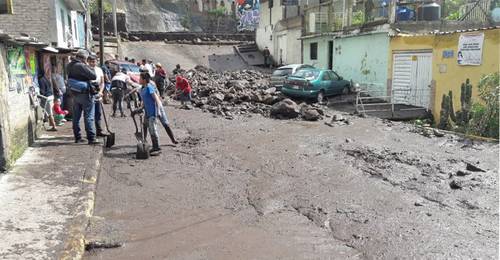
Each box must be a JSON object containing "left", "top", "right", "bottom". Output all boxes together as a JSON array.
[
  {"left": 111, "top": 79, "right": 127, "bottom": 91},
  {"left": 68, "top": 78, "right": 89, "bottom": 93}
]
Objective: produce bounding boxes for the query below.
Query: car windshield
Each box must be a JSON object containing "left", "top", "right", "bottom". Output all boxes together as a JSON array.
[
  {"left": 272, "top": 68, "right": 293, "bottom": 76},
  {"left": 291, "top": 69, "right": 320, "bottom": 80}
]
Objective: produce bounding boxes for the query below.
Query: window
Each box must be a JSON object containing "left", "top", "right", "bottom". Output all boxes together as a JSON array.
[
  {"left": 272, "top": 68, "right": 293, "bottom": 76},
  {"left": 0, "top": 0, "right": 13, "bottom": 14},
  {"left": 331, "top": 71, "right": 341, "bottom": 80},
  {"left": 321, "top": 71, "right": 332, "bottom": 81},
  {"left": 310, "top": 42, "right": 318, "bottom": 60}
]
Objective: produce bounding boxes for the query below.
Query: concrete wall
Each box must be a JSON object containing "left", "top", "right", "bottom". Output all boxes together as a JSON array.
[
  {"left": 256, "top": 0, "right": 284, "bottom": 58},
  {"left": 274, "top": 17, "right": 303, "bottom": 65},
  {"left": 333, "top": 33, "right": 390, "bottom": 95},
  {"left": 302, "top": 36, "right": 330, "bottom": 68},
  {"left": 0, "top": 44, "right": 39, "bottom": 171},
  {"left": 389, "top": 28, "right": 500, "bottom": 121},
  {"left": 0, "top": 0, "right": 52, "bottom": 42}
]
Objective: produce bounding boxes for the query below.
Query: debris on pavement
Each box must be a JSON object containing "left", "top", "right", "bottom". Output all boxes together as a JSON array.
[{"left": 179, "top": 65, "right": 330, "bottom": 121}]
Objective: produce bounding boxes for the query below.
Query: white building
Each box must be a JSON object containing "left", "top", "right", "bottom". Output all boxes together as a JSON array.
[{"left": 256, "top": 0, "right": 318, "bottom": 65}]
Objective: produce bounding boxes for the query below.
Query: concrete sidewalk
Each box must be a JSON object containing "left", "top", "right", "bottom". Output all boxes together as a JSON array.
[{"left": 0, "top": 124, "right": 103, "bottom": 260}]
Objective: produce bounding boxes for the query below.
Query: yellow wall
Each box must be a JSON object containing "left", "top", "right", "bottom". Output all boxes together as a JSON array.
[{"left": 388, "top": 29, "right": 500, "bottom": 121}]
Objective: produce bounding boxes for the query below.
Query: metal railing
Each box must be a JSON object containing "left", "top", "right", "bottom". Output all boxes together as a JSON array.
[{"left": 355, "top": 87, "right": 430, "bottom": 117}]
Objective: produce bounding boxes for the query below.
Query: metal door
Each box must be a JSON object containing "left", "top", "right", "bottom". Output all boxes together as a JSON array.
[{"left": 392, "top": 51, "right": 432, "bottom": 109}]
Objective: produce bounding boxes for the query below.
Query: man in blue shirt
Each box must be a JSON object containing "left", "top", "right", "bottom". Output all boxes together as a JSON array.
[{"left": 138, "top": 72, "right": 163, "bottom": 153}]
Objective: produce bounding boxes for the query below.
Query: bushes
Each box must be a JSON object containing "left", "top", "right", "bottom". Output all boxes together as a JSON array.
[
  {"left": 467, "top": 73, "right": 499, "bottom": 138},
  {"left": 437, "top": 73, "right": 499, "bottom": 139}
]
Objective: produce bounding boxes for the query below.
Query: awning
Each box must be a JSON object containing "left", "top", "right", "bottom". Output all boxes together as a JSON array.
[{"left": 41, "top": 47, "right": 59, "bottom": 53}]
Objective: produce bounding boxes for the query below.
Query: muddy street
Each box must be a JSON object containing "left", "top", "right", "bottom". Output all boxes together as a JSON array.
[{"left": 84, "top": 99, "right": 498, "bottom": 259}]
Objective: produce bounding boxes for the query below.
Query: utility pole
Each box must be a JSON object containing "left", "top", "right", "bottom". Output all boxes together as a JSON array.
[
  {"left": 85, "top": 0, "right": 91, "bottom": 49},
  {"left": 98, "top": 0, "right": 104, "bottom": 66},
  {"left": 112, "top": 0, "right": 117, "bottom": 37}
]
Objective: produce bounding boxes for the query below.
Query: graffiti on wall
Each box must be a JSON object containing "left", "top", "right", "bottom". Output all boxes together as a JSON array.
[{"left": 236, "top": 0, "right": 259, "bottom": 31}]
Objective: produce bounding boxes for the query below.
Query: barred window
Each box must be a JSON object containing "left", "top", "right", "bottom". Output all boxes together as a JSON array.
[{"left": 310, "top": 42, "right": 318, "bottom": 60}]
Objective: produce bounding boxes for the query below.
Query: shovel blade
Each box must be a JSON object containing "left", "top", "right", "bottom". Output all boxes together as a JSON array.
[
  {"left": 105, "top": 133, "right": 115, "bottom": 148},
  {"left": 136, "top": 143, "right": 150, "bottom": 159}
]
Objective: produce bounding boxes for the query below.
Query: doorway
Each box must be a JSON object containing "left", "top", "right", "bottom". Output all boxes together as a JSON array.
[
  {"left": 328, "top": 41, "right": 333, "bottom": 70},
  {"left": 392, "top": 51, "right": 433, "bottom": 109}
]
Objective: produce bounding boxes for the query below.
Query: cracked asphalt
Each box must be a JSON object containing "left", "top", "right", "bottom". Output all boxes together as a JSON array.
[{"left": 84, "top": 101, "right": 498, "bottom": 259}]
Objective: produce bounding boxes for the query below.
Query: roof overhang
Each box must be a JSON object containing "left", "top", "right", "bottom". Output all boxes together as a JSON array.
[{"left": 64, "top": 0, "right": 86, "bottom": 12}]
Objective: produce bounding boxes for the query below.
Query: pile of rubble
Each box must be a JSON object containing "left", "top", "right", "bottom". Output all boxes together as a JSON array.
[{"left": 183, "top": 66, "right": 326, "bottom": 121}]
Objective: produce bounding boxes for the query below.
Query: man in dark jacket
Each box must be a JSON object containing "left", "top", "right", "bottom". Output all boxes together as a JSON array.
[{"left": 67, "top": 49, "right": 98, "bottom": 144}]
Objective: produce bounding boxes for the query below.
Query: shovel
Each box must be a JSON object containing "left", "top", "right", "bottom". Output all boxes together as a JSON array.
[
  {"left": 128, "top": 100, "right": 150, "bottom": 160},
  {"left": 100, "top": 101, "right": 115, "bottom": 148}
]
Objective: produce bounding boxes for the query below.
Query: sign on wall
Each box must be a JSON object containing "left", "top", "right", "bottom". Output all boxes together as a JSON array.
[
  {"left": 457, "top": 33, "right": 484, "bottom": 66},
  {"left": 236, "top": 0, "right": 260, "bottom": 31}
]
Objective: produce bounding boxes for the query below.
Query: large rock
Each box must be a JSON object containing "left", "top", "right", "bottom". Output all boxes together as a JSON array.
[
  {"left": 210, "top": 93, "right": 225, "bottom": 102},
  {"left": 270, "top": 99, "right": 300, "bottom": 119},
  {"left": 302, "top": 109, "right": 321, "bottom": 121}
]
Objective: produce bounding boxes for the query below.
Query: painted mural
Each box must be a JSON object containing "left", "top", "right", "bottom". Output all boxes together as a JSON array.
[{"left": 236, "top": 0, "right": 260, "bottom": 31}]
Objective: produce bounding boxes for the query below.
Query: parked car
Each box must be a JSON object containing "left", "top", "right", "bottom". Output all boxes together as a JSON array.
[
  {"left": 107, "top": 60, "right": 141, "bottom": 83},
  {"left": 270, "top": 64, "right": 315, "bottom": 89},
  {"left": 281, "top": 68, "right": 351, "bottom": 103}
]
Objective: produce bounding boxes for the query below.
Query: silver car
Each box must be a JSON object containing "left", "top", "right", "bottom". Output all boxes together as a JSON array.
[{"left": 270, "top": 64, "right": 315, "bottom": 90}]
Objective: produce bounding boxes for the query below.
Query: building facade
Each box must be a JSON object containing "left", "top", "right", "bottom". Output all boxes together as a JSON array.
[
  {"left": 388, "top": 28, "right": 500, "bottom": 121},
  {"left": 0, "top": 0, "right": 88, "bottom": 170},
  {"left": 0, "top": 0, "right": 87, "bottom": 48},
  {"left": 256, "top": 0, "right": 314, "bottom": 65}
]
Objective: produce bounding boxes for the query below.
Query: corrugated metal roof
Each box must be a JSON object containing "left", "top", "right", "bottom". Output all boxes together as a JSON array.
[{"left": 391, "top": 26, "right": 500, "bottom": 37}]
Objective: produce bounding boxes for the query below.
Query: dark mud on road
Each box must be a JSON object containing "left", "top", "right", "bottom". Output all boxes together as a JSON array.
[{"left": 85, "top": 103, "right": 498, "bottom": 260}]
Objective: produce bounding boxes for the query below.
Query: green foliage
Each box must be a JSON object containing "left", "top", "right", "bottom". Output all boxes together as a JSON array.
[
  {"left": 208, "top": 7, "right": 227, "bottom": 17},
  {"left": 352, "top": 10, "right": 365, "bottom": 25},
  {"left": 89, "top": 0, "right": 113, "bottom": 15},
  {"left": 467, "top": 73, "right": 500, "bottom": 138},
  {"left": 437, "top": 74, "right": 499, "bottom": 139},
  {"left": 444, "top": 0, "right": 465, "bottom": 20},
  {"left": 180, "top": 15, "right": 192, "bottom": 30}
]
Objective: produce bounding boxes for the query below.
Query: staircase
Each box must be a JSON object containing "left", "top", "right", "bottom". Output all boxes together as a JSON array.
[{"left": 234, "top": 43, "right": 265, "bottom": 66}]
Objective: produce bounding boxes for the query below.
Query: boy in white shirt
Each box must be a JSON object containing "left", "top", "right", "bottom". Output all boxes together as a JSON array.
[{"left": 88, "top": 54, "right": 107, "bottom": 137}]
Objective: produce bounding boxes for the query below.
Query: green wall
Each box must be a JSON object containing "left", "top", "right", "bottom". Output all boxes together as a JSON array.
[
  {"left": 302, "top": 36, "right": 330, "bottom": 69},
  {"left": 333, "top": 33, "right": 390, "bottom": 95},
  {"left": 302, "top": 33, "right": 390, "bottom": 95}
]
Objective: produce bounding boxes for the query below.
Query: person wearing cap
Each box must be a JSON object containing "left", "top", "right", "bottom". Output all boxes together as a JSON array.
[
  {"left": 67, "top": 49, "right": 98, "bottom": 144},
  {"left": 87, "top": 54, "right": 107, "bottom": 137},
  {"left": 154, "top": 63, "right": 167, "bottom": 98}
]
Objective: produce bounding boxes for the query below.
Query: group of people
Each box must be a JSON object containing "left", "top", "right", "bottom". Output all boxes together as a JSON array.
[{"left": 38, "top": 49, "right": 194, "bottom": 154}]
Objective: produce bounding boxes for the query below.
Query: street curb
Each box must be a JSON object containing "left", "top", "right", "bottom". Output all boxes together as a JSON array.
[{"left": 59, "top": 146, "right": 104, "bottom": 260}]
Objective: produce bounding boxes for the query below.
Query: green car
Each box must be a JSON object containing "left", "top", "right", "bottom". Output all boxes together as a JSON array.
[{"left": 281, "top": 68, "right": 351, "bottom": 103}]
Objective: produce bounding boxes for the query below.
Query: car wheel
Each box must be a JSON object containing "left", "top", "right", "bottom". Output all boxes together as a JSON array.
[
  {"left": 342, "top": 86, "right": 350, "bottom": 95},
  {"left": 317, "top": 90, "right": 326, "bottom": 104}
]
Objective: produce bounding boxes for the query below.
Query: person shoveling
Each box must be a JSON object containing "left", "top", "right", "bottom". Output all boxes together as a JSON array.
[{"left": 128, "top": 72, "right": 164, "bottom": 158}]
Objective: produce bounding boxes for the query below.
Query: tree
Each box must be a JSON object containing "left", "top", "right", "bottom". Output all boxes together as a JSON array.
[{"left": 89, "top": 0, "right": 113, "bottom": 15}]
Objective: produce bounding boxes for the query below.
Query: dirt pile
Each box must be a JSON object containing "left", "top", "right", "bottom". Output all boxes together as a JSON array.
[{"left": 183, "top": 65, "right": 326, "bottom": 121}]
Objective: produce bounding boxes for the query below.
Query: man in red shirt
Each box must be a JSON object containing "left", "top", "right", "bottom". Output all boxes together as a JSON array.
[{"left": 175, "top": 75, "right": 192, "bottom": 108}]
